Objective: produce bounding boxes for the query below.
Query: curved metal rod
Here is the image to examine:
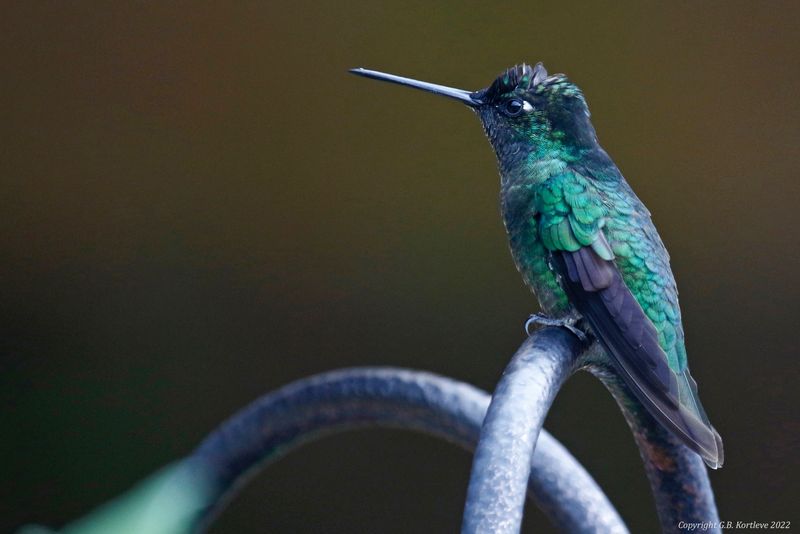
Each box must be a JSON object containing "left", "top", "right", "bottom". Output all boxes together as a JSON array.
[
  {"left": 587, "top": 362, "right": 721, "bottom": 533},
  {"left": 191, "top": 365, "right": 627, "bottom": 533},
  {"left": 461, "top": 328, "right": 619, "bottom": 533},
  {"left": 459, "top": 324, "right": 719, "bottom": 534}
]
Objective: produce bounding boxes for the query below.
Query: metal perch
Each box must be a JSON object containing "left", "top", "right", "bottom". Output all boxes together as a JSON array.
[
  {"left": 191, "top": 358, "right": 626, "bottom": 533},
  {"left": 22, "top": 326, "right": 720, "bottom": 534},
  {"left": 462, "top": 326, "right": 720, "bottom": 534},
  {"left": 462, "top": 328, "right": 586, "bottom": 533}
]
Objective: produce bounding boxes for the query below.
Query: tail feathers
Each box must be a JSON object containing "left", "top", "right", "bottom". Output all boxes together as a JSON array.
[{"left": 676, "top": 369, "right": 724, "bottom": 469}]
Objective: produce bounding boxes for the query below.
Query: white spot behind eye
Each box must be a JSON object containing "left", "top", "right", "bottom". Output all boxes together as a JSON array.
[{"left": 523, "top": 101, "right": 534, "bottom": 112}]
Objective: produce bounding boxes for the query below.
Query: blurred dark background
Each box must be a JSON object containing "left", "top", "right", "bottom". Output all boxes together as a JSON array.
[{"left": 1, "top": 2, "right": 798, "bottom": 532}]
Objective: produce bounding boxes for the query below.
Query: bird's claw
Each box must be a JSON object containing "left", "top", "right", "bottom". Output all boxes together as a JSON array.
[{"left": 525, "top": 313, "right": 588, "bottom": 342}]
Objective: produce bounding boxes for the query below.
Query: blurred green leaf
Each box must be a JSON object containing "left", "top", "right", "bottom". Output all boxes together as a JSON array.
[{"left": 18, "top": 461, "right": 213, "bottom": 534}]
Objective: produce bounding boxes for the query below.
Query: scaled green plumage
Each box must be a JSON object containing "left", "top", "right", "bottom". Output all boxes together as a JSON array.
[{"left": 522, "top": 168, "right": 687, "bottom": 372}]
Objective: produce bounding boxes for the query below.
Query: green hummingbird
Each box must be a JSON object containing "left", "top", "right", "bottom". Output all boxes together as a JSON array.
[{"left": 350, "top": 63, "right": 723, "bottom": 469}]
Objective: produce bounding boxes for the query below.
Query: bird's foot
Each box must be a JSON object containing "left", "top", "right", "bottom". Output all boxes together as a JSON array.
[{"left": 525, "top": 312, "right": 588, "bottom": 342}]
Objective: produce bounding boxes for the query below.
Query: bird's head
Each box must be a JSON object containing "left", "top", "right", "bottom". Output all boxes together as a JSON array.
[{"left": 350, "top": 63, "right": 598, "bottom": 173}]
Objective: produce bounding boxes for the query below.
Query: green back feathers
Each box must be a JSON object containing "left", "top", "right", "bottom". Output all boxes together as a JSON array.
[{"left": 535, "top": 171, "right": 613, "bottom": 260}]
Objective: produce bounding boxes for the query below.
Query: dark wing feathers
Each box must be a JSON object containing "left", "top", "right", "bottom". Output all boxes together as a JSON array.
[
  {"left": 572, "top": 246, "right": 615, "bottom": 290},
  {"left": 556, "top": 250, "right": 677, "bottom": 401},
  {"left": 553, "top": 247, "right": 723, "bottom": 466}
]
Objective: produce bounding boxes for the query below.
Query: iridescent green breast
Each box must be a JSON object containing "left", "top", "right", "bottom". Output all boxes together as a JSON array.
[
  {"left": 501, "top": 176, "right": 571, "bottom": 317},
  {"left": 504, "top": 208, "right": 571, "bottom": 316}
]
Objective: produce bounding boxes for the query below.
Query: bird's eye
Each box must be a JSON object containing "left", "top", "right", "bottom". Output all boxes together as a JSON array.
[{"left": 503, "top": 98, "right": 525, "bottom": 116}]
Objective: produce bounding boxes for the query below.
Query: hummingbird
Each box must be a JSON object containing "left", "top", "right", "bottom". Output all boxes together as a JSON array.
[{"left": 350, "top": 63, "right": 723, "bottom": 469}]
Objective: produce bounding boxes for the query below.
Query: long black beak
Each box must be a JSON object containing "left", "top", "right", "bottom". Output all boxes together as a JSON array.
[{"left": 349, "top": 68, "right": 482, "bottom": 107}]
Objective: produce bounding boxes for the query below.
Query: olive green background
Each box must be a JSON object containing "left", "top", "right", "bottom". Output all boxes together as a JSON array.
[{"left": 2, "top": 2, "right": 798, "bottom": 532}]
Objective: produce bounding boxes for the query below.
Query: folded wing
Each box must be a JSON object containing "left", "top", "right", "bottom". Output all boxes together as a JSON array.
[{"left": 551, "top": 245, "right": 723, "bottom": 468}]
